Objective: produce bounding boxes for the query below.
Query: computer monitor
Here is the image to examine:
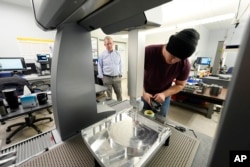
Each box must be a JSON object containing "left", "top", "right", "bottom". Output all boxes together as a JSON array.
[
  {"left": 36, "top": 56, "right": 52, "bottom": 76},
  {"left": 0, "top": 57, "right": 27, "bottom": 71},
  {"left": 37, "top": 54, "right": 49, "bottom": 63},
  {"left": 24, "top": 63, "right": 37, "bottom": 75},
  {"left": 196, "top": 57, "right": 211, "bottom": 65}
]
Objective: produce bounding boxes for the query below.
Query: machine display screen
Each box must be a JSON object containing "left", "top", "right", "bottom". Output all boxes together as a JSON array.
[
  {"left": 0, "top": 57, "right": 27, "bottom": 71},
  {"left": 37, "top": 54, "right": 49, "bottom": 62}
]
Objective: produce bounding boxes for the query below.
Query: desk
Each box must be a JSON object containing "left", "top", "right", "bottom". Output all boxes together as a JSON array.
[
  {"left": 202, "top": 76, "right": 231, "bottom": 88},
  {"left": 23, "top": 74, "right": 105, "bottom": 95},
  {"left": 23, "top": 75, "right": 104, "bottom": 92},
  {"left": 0, "top": 99, "right": 52, "bottom": 122},
  {"left": 172, "top": 88, "right": 227, "bottom": 118},
  {"left": 23, "top": 74, "right": 51, "bottom": 84}
]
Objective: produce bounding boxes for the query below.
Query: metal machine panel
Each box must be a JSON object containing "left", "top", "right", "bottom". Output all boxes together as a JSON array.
[
  {"left": 31, "top": 0, "right": 110, "bottom": 30},
  {"left": 128, "top": 30, "right": 145, "bottom": 103},
  {"left": 51, "top": 23, "right": 114, "bottom": 140},
  {"left": 32, "top": 0, "right": 170, "bottom": 33},
  {"left": 81, "top": 108, "right": 171, "bottom": 167},
  {"left": 31, "top": 0, "right": 171, "bottom": 142}
]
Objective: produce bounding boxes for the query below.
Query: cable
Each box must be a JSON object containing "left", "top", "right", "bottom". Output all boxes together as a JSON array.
[{"left": 189, "top": 129, "right": 197, "bottom": 138}]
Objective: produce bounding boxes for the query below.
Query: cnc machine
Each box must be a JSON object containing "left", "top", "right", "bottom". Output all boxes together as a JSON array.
[{"left": 31, "top": 0, "right": 172, "bottom": 166}]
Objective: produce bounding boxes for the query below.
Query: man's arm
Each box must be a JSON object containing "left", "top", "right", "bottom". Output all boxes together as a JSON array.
[
  {"left": 153, "top": 80, "right": 186, "bottom": 103},
  {"left": 118, "top": 52, "right": 122, "bottom": 77},
  {"left": 97, "top": 56, "right": 103, "bottom": 78},
  {"left": 163, "top": 80, "right": 186, "bottom": 97}
]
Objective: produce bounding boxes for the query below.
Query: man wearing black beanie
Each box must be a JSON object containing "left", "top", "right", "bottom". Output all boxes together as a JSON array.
[{"left": 142, "top": 28, "right": 200, "bottom": 118}]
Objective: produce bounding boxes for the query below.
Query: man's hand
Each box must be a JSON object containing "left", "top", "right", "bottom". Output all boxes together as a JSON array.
[
  {"left": 153, "top": 93, "right": 165, "bottom": 104},
  {"left": 143, "top": 91, "right": 153, "bottom": 106}
]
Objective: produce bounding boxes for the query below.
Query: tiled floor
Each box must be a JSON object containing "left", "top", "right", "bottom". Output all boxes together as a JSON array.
[{"left": 0, "top": 109, "right": 55, "bottom": 149}]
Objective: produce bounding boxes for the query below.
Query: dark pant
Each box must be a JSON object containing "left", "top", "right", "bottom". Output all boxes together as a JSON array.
[{"left": 102, "top": 76, "right": 122, "bottom": 101}]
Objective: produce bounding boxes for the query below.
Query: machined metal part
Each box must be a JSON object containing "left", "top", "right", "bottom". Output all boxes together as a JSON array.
[{"left": 81, "top": 108, "right": 171, "bottom": 167}]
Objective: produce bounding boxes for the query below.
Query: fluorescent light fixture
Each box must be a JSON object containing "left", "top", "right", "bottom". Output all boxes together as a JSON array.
[{"left": 144, "top": 13, "right": 235, "bottom": 35}]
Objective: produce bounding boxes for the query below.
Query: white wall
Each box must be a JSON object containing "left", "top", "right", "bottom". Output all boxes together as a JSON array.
[
  {"left": 1, "top": 1, "right": 247, "bottom": 71},
  {"left": 145, "top": 26, "right": 210, "bottom": 65},
  {"left": 0, "top": 2, "right": 56, "bottom": 58},
  {"left": 0, "top": 2, "right": 130, "bottom": 76},
  {"left": 0, "top": 2, "right": 128, "bottom": 64},
  {"left": 145, "top": 22, "right": 248, "bottom": 69},
  {"left": 203, "top": 22, "right": 247, "bottom": 68}
]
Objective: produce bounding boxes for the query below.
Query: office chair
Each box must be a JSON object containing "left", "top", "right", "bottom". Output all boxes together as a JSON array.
[
  {"left": 30, "top": 80, "right": 51, "bottom": 92},
  {"left": 0, "top": 76, "right": 53, "bottom": 144}
]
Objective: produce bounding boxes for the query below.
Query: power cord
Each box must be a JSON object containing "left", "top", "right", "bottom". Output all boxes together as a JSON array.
[
  {"left": 166, "top": 122, "right": 198, "bottom": 138},
  {"left": 189, "top": 129, "right": 197, "bottom": 138}
]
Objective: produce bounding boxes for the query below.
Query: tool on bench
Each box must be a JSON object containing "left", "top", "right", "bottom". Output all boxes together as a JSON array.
[
  {"left": 151, "top": 98, "right": 186, "bottom": 132},
  {"left": 164, "top": 122, "right": 186, "bottom": 132},
  {"left": 150, "top": 98, "right": 162, "bottom": 113}
]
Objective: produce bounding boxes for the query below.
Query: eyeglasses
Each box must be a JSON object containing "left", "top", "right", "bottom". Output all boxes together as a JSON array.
[{"left": 105, "top": 42, "right": 113, "bottom": 46}]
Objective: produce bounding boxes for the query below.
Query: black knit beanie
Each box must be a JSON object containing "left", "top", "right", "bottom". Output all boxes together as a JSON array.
[{"left": 166, "top": 28, "right": 200, "bottom": 60}]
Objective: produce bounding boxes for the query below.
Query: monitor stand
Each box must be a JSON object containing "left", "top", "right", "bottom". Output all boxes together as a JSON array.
[
  {"left": 38, "top": 70, "right": 50, "bottom": 76},
  {"left": 11, "top": 71, "right": 24, "bottom": 77},
  {"left": 37, "top": 63, "right": 50, "bottom": 76}
]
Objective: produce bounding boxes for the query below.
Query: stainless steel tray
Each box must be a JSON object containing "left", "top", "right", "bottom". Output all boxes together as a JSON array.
[{"left": 81, "top": 108, "right": 171, "bottom": 167}]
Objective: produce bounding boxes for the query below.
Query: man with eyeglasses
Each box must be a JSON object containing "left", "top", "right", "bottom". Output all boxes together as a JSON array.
[{"left": 98, "top": 36, "right": 123, "bottom": 101}]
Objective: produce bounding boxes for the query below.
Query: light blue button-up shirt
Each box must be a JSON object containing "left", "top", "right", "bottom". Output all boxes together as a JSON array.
[{"left": 97, "top": 50, "right": 122, "bottom": 78}]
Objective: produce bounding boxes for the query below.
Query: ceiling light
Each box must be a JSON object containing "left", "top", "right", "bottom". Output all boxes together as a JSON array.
[{"left": 144, "top": 13, "right": 235, "bottom": 35}]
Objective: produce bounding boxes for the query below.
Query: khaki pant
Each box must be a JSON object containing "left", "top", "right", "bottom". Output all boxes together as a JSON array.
[{"left": 102, "top": 76, "right": 122, "bottom": 101}]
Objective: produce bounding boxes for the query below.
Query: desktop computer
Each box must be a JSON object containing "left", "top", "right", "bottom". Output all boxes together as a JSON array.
[
  {"left": 36, "top": 54, "right": 51, "bottom": 76},
  {"left": 23, "top": 63, "right": 38, "bottom": 75}
]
